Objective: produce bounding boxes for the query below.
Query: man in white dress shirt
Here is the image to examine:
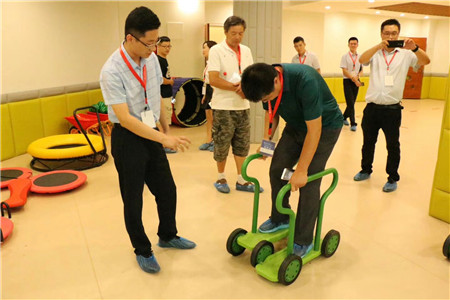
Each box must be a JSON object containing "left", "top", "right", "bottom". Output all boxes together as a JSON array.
[
  {"left": 354, "top": 19, "right": 430, "bottom": 192},
  {"left": 291, "top": 36, "right": 321, "bottom": 74}
]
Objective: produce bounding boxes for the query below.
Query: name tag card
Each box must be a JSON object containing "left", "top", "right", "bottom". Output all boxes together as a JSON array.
[
  {"left": 260, "top": 139, "right": 276, "bottom": 157},
  {"left": 385, "top": 75, "right": 394, "bottom": 86},
  {"left": 202, "top": 84, "right": 206, "bottom": 96},
  {"left": 141, "top": 110, "right": 156, "bottom": 128}
]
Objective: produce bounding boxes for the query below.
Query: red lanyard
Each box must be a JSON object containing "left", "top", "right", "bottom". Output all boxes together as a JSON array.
[
  {"left": 299, "top": 54, "right": 307, "bottom": 64},
  {"left": 348, "top": 52, "right": 358, "bottom": 71},
  {"left": 227, "top": 42, "right": 242, "bottom": 74},
  {"left": 268, "top": 69, "right": 284, "bottom": 137},
  {"left": 120, "top": 47, "right": 148, "bottom": 104},
  {"left": 382, "top": 49, "right": 397, "bottom": 71}
]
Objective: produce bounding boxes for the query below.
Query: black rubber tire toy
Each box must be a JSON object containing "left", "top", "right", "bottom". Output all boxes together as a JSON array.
[
  {"left": 321, "top": 229, "right": 340, "bottom": 258},
  {"left": 443, "top": 235, "right": 450, "bottom": 259},
  {"left": 278, "top": 254, "right": 302, "bottom": 285},
  {"left": 226, "top": 228, "right": 247, "bottom": 256},
  {"left": 250, "top": 240, "right": 274, "bottom": 267}
]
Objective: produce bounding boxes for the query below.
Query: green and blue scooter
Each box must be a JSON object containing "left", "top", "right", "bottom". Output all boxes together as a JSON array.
[
  {"left": 226, "top": 153, "right": 289, "bottom": 267},
  {"left": 226, "top": 153, "right": 341, "bottom": 285}
]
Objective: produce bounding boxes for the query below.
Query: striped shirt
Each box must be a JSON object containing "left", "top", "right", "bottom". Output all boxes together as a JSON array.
[{"left": 100, "top": 43, "right": 163, "bottom": 124}]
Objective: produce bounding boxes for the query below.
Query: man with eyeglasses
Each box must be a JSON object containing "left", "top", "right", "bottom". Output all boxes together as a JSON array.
[
  {"left": 100, "top": 6, "right": 196, "bottom": 274},
  {"left": 354, "top": 19, "right": 430, "bottom": 192},
  {"left": 157, "top": 36, "right": 175, "bottom": 134}
]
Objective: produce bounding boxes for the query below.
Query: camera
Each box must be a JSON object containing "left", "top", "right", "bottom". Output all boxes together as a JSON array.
[{"left": 387, "top": 40, "right": 404, "bottom": 48}]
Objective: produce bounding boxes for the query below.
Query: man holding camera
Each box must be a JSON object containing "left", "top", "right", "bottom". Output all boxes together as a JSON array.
[{"left": 354, "top": 19, "right": 430, "bottom": 192}]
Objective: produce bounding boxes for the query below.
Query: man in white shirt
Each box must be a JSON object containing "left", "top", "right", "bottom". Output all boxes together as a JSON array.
[
  {"left": 354, "top": 19, "right": 430, "bottom": 192},
  {"left": 208, "top": 16, "right": 262, "bottom": 194},
  {"left": 340, "top": 37, "right": 363, "bottom": 131},
  {"left": 291, "top": 36, "right": 321, "bottom": 74}
]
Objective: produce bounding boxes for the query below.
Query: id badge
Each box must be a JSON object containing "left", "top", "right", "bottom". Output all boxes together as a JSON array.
[
  {"left": 260, "top": 139, "right": 276, "bottom": 157},
  {"left": 384, "top": 75, "right": 394, "bottom": 86},
  {"left": 202, "top": 84, "right": 206, "bottom": 96},
  {"left": 141, "top": 110, "right": 156, "bottom": 128}
]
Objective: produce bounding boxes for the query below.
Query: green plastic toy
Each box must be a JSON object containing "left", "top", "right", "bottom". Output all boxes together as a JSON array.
[
  {"left": 226, "top": 153, "right": 341, "bottom": 285},
  {"left": 226, "top": 153, "right": 289, "bottom": 267},
  {"left": 256, "top": 167, "right": 340, "bottom": 285}
]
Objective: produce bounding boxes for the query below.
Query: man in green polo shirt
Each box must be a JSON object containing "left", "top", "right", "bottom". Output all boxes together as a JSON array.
[{"left": 241, "top": 63, "right": 343, "bottom": 258}]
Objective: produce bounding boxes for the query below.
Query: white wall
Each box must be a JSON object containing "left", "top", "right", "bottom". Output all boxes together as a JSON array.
[
  {"left": 1, "top": 1, "right": 448, "bottom": 95},
  {"left": 1, "top": 1, "right": 210, "bottom": 94},
  {"left": 204, "top": 1, "right": 233, "bottom": 25},
  {"left": 281, "top": 10, "right": 449, "bottom": 75}
]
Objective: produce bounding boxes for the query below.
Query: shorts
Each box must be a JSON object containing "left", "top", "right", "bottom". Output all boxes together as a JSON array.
[{"left": 212, "top": 109, "right": 250, "bottom": 162}]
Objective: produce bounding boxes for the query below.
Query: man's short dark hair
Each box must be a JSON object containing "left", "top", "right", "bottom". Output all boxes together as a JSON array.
[
  {"left": 241, "top": 63, "right": 278, "bottom": 102},
  {"left": 159, "top": 36, "right": 171, "bottom": 43},
  {"left": 293, "top": 36, "right": 305, "bottom": 44},
  {"left": 348, "top": 37, "right": 358, "bottom": 43},
  {"left": 125, "top": 7, "right": 161, "bottom": 39},
  {"left": 224, "top": 16, "right": 246, "bottom": 32},
  {"left": 204, "top": 40, "right": 217, "bottom": 49},
  {"left": 381, "top": 19, "right": 401, "bottom": 32}
]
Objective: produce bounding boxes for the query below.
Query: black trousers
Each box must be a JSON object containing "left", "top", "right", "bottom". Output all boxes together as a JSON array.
[
  {"left": 360, "top": 103, "right": 402, "bottom": 183},
  {"left": 269, "top": 125, "right": 341, "bottom": 245},
  {"left": 111, "top": 124, "right": 178, "bottom": 256},
  {"left": 343, "top": 79, "right": 359, "bottom": 126}
]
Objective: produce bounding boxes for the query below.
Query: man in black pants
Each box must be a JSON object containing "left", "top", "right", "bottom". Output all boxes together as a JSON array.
[
  {"left": 100, "top": 6, "right": 195, "bottom": 274},
  {"left": 340, "top": 37, "right": 363, "bottom": 131},
  {"left": 241, "top": 63, "right": 342, "bottom": 258},
  {"left": 355, "top": 19, "right": 430, "bottom": 192}
]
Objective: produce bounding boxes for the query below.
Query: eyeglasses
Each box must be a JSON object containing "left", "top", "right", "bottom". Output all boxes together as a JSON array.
[
  {"left": 382, "top": 31, "right": 399, "bottom": 37},
  {"left": 159, "top": 45, "right": 172, "bottom": 49},
  {"left": 130, "top": 34, "right": 160, "bottom": 49}
]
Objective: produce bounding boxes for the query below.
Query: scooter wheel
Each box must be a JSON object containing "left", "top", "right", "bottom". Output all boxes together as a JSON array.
[
  {"left": 443, "top": 235, "right": 450, "bottom": 259},
  {"left": 278, "top": 254, "right": 302, "bottom": 285},
  {"left": 250, "top": 240, "right": 274, "bottom": 267},
  {"left": 226, "top": 228, "right": 247, "bottom": 256},
  {"left": 321, "top": 229, "right": 340, "bottom": 258}
]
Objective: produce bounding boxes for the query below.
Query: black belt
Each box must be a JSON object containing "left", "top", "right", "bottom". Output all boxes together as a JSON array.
[
  {"left": 113, "top": 123, "right": 159, "bottom": 130},
  {"left": 367, "top": 103, "right": 403, "bottom": 110}
]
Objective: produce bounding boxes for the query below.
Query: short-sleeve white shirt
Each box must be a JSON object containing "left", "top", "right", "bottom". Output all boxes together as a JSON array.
[
  {"left": 207, "top": 40, "right": 254, "bottom": 110},
  {"left": 100, "top": 43, "right": 163, "bottom": 123},
  {"left": 340, "top": 52, "right": 362, "bottom": 78},
  {"left": 291, "top": 51, "right": 320, "bottom": 70},
  {"left": 364, "top": 48, "right": 418, "bottom": 105}
]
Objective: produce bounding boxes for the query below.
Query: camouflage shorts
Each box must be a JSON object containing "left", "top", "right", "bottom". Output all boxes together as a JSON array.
[{"left": 212, "top": 109, "right": 250, "bottom": 162}]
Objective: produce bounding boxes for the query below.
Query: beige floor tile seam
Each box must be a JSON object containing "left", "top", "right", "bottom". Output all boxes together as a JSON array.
[
  {"left": 337, "top": 220, "right": 450, "bottom": 283},
  {"left": 74, "top": 196, "right": 104, "bottom": 299}
]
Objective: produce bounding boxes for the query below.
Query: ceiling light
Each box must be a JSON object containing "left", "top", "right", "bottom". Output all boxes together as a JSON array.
[
  {"left": 400, "top": 13, "right": 405, "bottom": 17},
  {"left": 177, "top": 0, "right": 199, "bottom": 13},
  {"left": 325, "top": 6, "right": 331, "bottom": 10},
  {"left": 368, "top": 0, "right": 375, "bottom": 3},
  {"left": 375, "top": 11, "right": 380, "bottom": 14},
  {"left": 424, "top": 16, "right": 429, "bottom": 19}
]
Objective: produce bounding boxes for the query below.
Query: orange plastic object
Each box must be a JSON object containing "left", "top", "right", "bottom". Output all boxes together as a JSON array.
[
  {"left": 1, "top": 217, "right": 14, "bottom": 242},
  {"left": 1, "top": 167, "right": 33, "bottom": 189},
  {"left": 4, "top": 178, "right": 31, "bottom": 208}
]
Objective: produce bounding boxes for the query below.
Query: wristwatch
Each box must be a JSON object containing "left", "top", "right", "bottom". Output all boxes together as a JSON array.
[{"left": 412, "top": 45, "right": 420, "bottom": 52}]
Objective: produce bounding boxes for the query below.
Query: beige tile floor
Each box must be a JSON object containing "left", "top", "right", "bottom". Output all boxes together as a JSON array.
[{"left": 1, "top": 99, "right": 449, "bottom": 299}]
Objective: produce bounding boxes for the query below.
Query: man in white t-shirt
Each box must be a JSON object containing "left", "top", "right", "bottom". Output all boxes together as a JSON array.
[
  {"left": 208, "top": 16, "right": 262, "bottom": 194},
  {"left": 354, "top": 19, "right": 430, "bottom": 193},
  {"left": 291, "top": 36, "right": 321, "bottom": 74}
]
